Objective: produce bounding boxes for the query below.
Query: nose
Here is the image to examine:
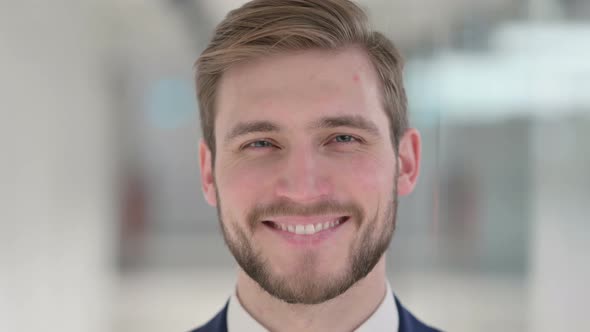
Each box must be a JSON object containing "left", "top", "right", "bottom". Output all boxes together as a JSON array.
[{"left": 274, "top": 146, "right": 333, "bottom": 203}]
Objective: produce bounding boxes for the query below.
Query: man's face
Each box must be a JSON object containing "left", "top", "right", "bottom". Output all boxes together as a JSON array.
[{"left": 200, "top": 47, "right": 408, "bottom": 304}]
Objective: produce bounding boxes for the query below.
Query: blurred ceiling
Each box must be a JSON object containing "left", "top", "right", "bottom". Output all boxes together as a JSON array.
[
  {"left": 109, "top": 0, "right": 587, "bottom": 56},
  {"left": 187, "top": 0, "right": 521, "bottom": 51}
]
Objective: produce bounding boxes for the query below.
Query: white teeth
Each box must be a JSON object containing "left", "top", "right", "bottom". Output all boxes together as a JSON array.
[
  {"left": 272, "top": 218, "right": 345, "bottom": 235},
  {"left": 295, "top": 225, "right": 305, "bottom": 235}
]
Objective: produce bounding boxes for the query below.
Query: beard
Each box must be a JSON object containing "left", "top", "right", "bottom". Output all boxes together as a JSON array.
[{"left": 215, "top": 180, "right": 398, "bottom": 305}]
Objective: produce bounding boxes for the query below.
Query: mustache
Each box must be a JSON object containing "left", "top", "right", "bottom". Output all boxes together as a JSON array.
[{"left": 246, "top": 198, "right": 365, "bottom": 226}]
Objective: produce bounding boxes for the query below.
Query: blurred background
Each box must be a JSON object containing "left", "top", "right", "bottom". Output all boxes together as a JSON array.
[{"left": 1, "top": 0, "right": 589, "bottom": 331}]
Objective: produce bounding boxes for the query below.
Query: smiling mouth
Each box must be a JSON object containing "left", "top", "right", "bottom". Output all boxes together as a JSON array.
[{"left": 262, "top": 216, "right": 349, "bottom": 235}]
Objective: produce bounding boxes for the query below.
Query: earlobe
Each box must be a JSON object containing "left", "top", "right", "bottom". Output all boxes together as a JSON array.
[
  {"left": 199, "top": 139, "right": 218, "bottom": 207},
  {"left": 396, "top": 128, "right": 421, "bottom": 197}
]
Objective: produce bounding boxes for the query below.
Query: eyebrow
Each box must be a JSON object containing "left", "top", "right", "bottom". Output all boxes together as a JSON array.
[
  {"left": 224, "top": 115, "right": 381, "bottom": 143},
  {"left": 309, "top": 115, "right": 381, "bottom": 137},
  {"left": 225, "top": 120, "right": 282, "bottom": 142}
]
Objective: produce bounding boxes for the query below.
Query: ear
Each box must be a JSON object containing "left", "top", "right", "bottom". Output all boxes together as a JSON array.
[
  {"left": 199, "top": 139, "right": 217, "bottom": 207},
  {"left": 396, "top": 128, "right": 421, "bottom": 197}
]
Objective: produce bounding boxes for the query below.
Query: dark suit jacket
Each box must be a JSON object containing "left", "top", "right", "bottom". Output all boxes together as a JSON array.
[{"left": 190, "top": 296, "right": 440, "bottom": 332}]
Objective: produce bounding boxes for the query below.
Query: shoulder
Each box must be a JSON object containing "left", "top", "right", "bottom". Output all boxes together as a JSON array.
[
  {"left": 395, "top": 296, "right": 442, "bottom": 332},
  {"left": 188, "top": 301, "right": 229, "bottom": 332}
]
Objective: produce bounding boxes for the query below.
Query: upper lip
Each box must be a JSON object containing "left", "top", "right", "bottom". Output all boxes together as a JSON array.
[{"left": 264, "top": 215, "right": 346, "bottom": 226}]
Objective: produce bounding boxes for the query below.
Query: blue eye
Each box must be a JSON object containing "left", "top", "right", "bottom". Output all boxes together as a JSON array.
[
  {"left": 333, "top": 135, "right": 357, "bottom": 143},
  {"left": 247, "top": 140, "right": 274, "bottom": 148}
]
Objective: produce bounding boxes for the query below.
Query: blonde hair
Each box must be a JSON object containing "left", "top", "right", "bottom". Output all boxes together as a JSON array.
[{"left": 195, "top": 0, "right": 407, "bottom": 158}]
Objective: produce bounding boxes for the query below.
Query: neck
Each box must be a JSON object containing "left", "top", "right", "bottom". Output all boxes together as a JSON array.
[{"left": 235, "top": 256, "right": 387, "bottom": 332}]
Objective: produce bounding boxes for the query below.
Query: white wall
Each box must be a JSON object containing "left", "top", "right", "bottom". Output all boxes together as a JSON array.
[
  {"left": 0, "top": 2, "right": 115, "bottom": 331},
  {"left": 529, "top": 118, "right": 590, "bottom": 331}
]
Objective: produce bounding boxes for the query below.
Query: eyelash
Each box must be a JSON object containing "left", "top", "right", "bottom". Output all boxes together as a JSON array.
[
  {"left": 242, "top": 135, "right": 361, "bottom": 150},
  {"left": 332, "top": 135, "right": 359, "bottom": 143},
  {"left": 245, "top": 140, "right": 275, "bottom": 149}
]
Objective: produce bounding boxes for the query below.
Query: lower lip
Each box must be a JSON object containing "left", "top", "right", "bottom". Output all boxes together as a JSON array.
[{"left": 262, "top": 217, "right": 349, "bottom": 246}]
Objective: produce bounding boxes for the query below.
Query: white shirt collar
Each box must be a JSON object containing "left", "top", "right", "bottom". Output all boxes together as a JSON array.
[{"left": 227, "top": 281, "right": 399, "bottom": 332}]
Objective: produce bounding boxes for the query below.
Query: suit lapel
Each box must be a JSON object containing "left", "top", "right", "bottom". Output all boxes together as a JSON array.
[{"left": 395, "top": 296, "right": 440, "bottom": 332}]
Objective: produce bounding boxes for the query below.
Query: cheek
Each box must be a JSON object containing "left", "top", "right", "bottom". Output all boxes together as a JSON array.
[
  {"left": 338, "top": 154, "right": 395, "bottom": 194},
  {"left": 216, "top": 152, "right": 395, "bottom": 205},
  {"left": 216, "top": 159, "right": 276, "bottom": 208}
]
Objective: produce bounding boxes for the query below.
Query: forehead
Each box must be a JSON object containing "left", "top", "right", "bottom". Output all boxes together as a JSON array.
[{"left": 215, "top": 47, "right": 385, "bottom": 136}]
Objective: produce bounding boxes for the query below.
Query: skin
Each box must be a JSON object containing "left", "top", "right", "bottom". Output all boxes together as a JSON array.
[{"left": 199, "top": 46, "right": 421, "bottom": 332}]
